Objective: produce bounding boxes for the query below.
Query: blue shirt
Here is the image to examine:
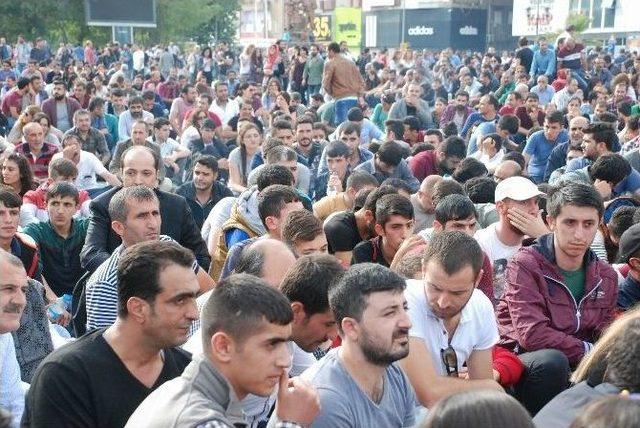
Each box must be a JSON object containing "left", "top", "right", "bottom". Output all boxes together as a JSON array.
[
  {"left": 524, "top": 129, "right": 569, "bottom": 181},
  {"left": 618, "top": 274, "right": 640, "bottom": 311},
  {"left": 460, "top": 112, "right": 497, "bottom": 140},
  {"left": 530, "top": 48, "right": 556, "bottom": 77}
]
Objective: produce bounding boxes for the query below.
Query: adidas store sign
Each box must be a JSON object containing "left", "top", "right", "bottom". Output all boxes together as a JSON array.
[{"left": 407, "top": 26, "right": 434, "bottom": 36}]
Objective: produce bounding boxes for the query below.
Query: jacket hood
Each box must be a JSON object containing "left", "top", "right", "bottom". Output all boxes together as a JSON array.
[
  {"left": 235, "top": 186, "right": 265, "bottom": 235},
  {"left": 532, "top": 233, "right": 598, "bottom": 269}
]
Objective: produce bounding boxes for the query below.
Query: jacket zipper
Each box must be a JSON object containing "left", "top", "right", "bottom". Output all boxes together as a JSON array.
[{"left": 543, "top": 276, "right": 602, "bottom": 334}]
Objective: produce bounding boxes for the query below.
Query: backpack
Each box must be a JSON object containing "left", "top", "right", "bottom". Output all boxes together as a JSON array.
[{"left": 71, "top": 271, "right": 92, "bottom": 337}]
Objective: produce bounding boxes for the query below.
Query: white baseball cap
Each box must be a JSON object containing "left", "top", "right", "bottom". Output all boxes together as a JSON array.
[{"left": 495, "top": 176, "right": 545, "bottom": 202}]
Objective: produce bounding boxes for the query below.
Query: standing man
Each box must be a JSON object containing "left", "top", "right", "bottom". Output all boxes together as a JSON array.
[
  {"left": 303, "top": 44, "right": 325, "bottom": 99},
  {"left": 24, "top": 241, "right": 198, "bottom": 427},
  {"left": 64, "top": 109, "right": 111, "bottom": 165},
  {"left": 41, "top": 79, "right": 82, "bottom": 133},
  {"left": 169, "top": 84, "right": 197, "bottom": 137},
  {"left": 176, "top": 155, "right": 233, "bottom": 230},
  {"left": 496, "top": 182, "right": 618, "bottom": 414},
  {"left": 322, "top": 42, "right": 364, "bottom": 126},
  {"left": 300, "top": 263, "right": 416, "bottom": 427},
  {"left": 209, "top": 81, "right": 239, "bottom": 127}
]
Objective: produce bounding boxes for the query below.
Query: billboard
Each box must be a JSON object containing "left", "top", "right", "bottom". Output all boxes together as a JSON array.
[
  {"left": 512, "top": 0, "right": 569, "bottom": 36},
  {"left": 334, "top": 7, "right": 362, "bottom": 48},
  {"left": 402, "top": 9, "right": 486, "bottom": 50},
  {"left": 85, "top": 0, "right": 157, "bottom": 27},
  {"left": 450, "top": 8, "right": 487, "bottom": 51},
  {"left": 313, "top": 14, "right": 332, "bottom": 42}
]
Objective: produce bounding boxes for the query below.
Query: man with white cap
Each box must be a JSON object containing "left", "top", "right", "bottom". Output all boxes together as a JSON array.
[{"left": 474, "top": 176, "right": 548, "bottom": 299}]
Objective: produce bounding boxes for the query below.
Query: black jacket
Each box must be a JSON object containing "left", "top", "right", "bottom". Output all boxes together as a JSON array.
[{"left": 80, "top": 187, "right": 210, "bottom": 272}]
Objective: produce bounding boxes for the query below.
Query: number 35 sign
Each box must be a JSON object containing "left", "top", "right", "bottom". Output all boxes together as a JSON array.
[{"left": 313, "top": 15, "right": 332, "bottom": 42}]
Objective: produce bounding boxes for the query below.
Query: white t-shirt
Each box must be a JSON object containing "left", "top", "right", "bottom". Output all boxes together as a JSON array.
[
  {"left": 52, "top": 150, "right": 107, "bottom": 190},
  {"left": 474, "top": 223, "right": 521, "bottom": 299},
  {"left": 405, "top": 279, "right": 499, "bottom": 377},
  {"left": 209, "top": 99, "right": 239, "bottom": 125}
]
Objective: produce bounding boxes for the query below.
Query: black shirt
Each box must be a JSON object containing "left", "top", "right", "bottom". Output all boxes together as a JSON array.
[
  {"left": 176, "top": 181, "right": 234, "bottom": 230},
  {"left": 324, "top": 211, "right": 362, "bottom": 254},
  {"left": 516, "top": 47, "right": 534, "bottom": 74},
  {"left": 23, "top": 328, "right": 191, "bottom": 428},
  {"left": 351, "top": 236, "right": 390, "bottom": 267}
]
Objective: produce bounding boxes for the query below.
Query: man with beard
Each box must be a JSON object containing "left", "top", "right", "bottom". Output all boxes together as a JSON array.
[
  {"left": 440, "top": 91, "right": 473, "bottom": 130},
  {"left": 496, "top": 182, "right": 617, "bottom": 415},
  {"left": 303, "top": 44, "right": 325, "bottom": 99},
  {"left": 295, "top": 263, "right": 415, "bottom": 427},
  {"left": 25, "top": 241, "right": 197, "bottom": 427},
  {"left": 408, "top": 136, "right": 466, "bottom": 182},
  {"left": 110, "top": 120, "right": 163, "bottom": 177},
  {"left": 41, "top": 79, "right": 82, "bottom": 133},
  {"left": 118, "top": 96, "right": 154, "bottom": 141},
  {"left": 544, "top": 116, "right": 588, "bottom": 182},
  {"left": 169, "top": 84, "right": 197, "bottom": 137},
  {"left": 176, "top": 155, "right": 233, "bottom": 230},
  {"left": 0, "top": 250, "right": 28, "bottom": 426},
  {"left": 64, "top": 109, "right": 111, "bottom": 166},
  {"left": 401, "top": 232, "right": 502, "bottom": 409},
  {"left": 294, "top": 116, "right": 323, "bottom": 182},
  {"left": 474, "top": 176, "right": 546, "bottom": 299}
]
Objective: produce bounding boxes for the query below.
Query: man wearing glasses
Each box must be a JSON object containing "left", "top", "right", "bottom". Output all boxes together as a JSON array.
[{"left": 401, "top": 231, "right": 502, "bottom": 409}]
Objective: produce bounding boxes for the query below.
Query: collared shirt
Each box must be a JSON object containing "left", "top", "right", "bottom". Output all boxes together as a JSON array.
[
  {"left": 64, "top": 126, "right": 110, "bottom": 164},
  {"left": 85, "top": 235, "right": 199, "bottom": 330},
  {"left": 405, "top": 279, "right": 499, "bottom": 376},
  {"left": 209, "top": 99, "right": 239, "bottom": 125},
  {"left": 14, "top": 141, "right": 59, "bottom": 180}
]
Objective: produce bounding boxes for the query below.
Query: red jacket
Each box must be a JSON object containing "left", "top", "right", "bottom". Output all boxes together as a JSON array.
[{"left": 496, "top": 234, "right": 617, "bottom": 365}]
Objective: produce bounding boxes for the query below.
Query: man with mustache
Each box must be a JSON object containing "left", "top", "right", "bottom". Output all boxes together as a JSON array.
[
  {"left": 41, "top": 79, "right": 82, "bottom": 133},
  {"left": 117, "top": 96, "right": 154, "bottom": 141},
  {"left": 0, "top": 250, "right": 28, "bottom": 426},
  {"left": 401, "top": 232, "right": 502, "bottom": 409},
  {"left": 496, "top": 182, "right": 617, "bottom": 415},
  {"left": 295, "top": 263, "right": 416, "bottom": 427}
]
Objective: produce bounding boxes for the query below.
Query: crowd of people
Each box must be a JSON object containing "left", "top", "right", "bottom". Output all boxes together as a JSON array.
[{"left": 2, "top": 29, "right": 640, "bottom": 427}]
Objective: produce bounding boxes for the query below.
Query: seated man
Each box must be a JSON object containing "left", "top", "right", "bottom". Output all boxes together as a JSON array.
[
  {"left": 24, "top": 241, "right": 197, "bottom": 427},
  {"left": 354, "top": 141, "right": 420, "bottom": 192},
  {"left": 496, "top": 182, "right": 618, "bottom": 414},
  {"left": 281, "top": 210, "right": 329, "bottom": 257},
  {"left": 298, "top": 263, "right": 416, "bottom": 427},
  {"left": 316, "top": 122, "right": 374, "bottom": 176},
  {"left": 324, "top": 185, "right": 397, "bottom": 266},
  {"left": 401, "top": 232, "right": 502, "bottom": 408},
  {"left": 126, "top": 274, "right": 319, "bottom": 428},
  {"left": 409, "top": 136, "right": 466, "bottom": 182},
  {"left": 352, "top": 194, "right": 414, "bottom": 267},
  {"left": 22, "top": 182, "right": 88, "bottom": 298},
  {"left": 52, "top": 133, "right": 121, "bottom": 192},
  {"left": 614, "top": 223, "right": 640, "bottom": 311},
  {"left": 80, "top": 145, "right": 210, "bottom": 272},
  {"left": 314, "top": 140, "right": 351, "bottom": 202},
  {"left": 85, "top": 186, "right": 214, "bottom": 330},
  {"left": 21, "top": 157, "right": 91, "bottom": 226}
]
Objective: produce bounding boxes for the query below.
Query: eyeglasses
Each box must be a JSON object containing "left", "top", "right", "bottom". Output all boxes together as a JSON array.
[{"left": 440, "top": 345, "right": 458, "bottom": 377}]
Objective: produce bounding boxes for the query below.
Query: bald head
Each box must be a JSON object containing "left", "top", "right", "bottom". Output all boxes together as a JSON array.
[
  {"left": 236, "top": 239, "right": 297, "bottom": 288},
  {"left": 569, "top": 116, "right": 589, "bottom": 144},
  {"left": 493, "top": 160, "right": 522, "bottom": 182},
  {"left": 121, "top": 146, "right": 159, "bottom": 188}
]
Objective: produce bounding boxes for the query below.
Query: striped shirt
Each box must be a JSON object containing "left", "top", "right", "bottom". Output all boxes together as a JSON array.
[{"left": 85, "top": 235, "right": 199, "bottom": 331}]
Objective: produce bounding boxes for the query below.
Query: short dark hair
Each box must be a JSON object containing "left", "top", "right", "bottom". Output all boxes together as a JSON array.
[
  {"left": 325, "top": 140, "right": 350, "bottom": 158},
  {"left": 497, "top": 115, "right": 520, "bottom": 135},
  {"left": 422, "top": 231, "right": 483, "bottom": 278},
  {"left": 363, "top": 184, "right": 398, "bottom": 214},
  {"left": 608, "top": 206, "right": 637, "bottom": 239},
  {"left": 545, "top": 111, "right": 564, "bottom": 125},
  {"left": 546, "top": 182, "right": 604, "bottom": 219},
  {"left": 452, "top": 158, "right": 488, "bottom": 184},
  {"left": 618, "top": 101, "right": 633, "bottom": 117},
  {"left": 258, "top": 184, "right": 299, "bottom": 227},
  {"left": 142, "top": 90, "right": 156, "bottom": 101},
  {"left": 588, "top": 153, "right": 632, "bottom": 187},
  {"left": 201, "top": 274, "right": 293, "bottom": 349},
  {"left": 435, "top": 194, "right": 477, "bottom": 225},
  {"left": 381, "top": 178, "right": 413, "bottom": 194},
  {"left": 128, "top": 95, "right": 144, "bottom": 107},
  {"left": 282, "top": 210, "right": 323, "bottom": 245},
  {"left": 256, "top": 164, "right": 295, "bottom": 190},
  {"left": 280, "top": 254, "right": 344, "bottom": 316},
  {"left": 153, "top": 117, "right": 171, "bottom": 129},
  {"left": 502, "top": 151, "right": 526, "bottom": 170},
  {"left": 194, "top": 154, "right": 219, "bottom": 174},
  {"left": 328, "top": 42, "right": 340, "bottom": 53},
  {"left": 266, "top": 145, "right": 297, "bottom": 164},
  {"left": 48, "top": 157, "right": 78, "bottom": 180},
  {"left": 108, "top": 185, "right": 159, "bottom": 223},
  {"left": 385, "top": 119, "right": 405, "bottom": 139},
  {"left": 346, "top": 171, "right": 378, "bottom": 191},
  {"left": 117, "top": 240, "right": 195, "bottom": 317},
  {"left": 341, "top": 121, "right": 361, "bottom": 137},
  {"left": 483, "top": 133, "right": 504, "bottom": 152},
  {"left": 347, "top": 107, "right": 364, "bottom": 122},
  {"left": 0, "top": 188, "right": 22, "bottom": 208},
  {"left": 88, "top": 96, "right": 106, "bottom": 111},
  {"left": 432, "top": 179, "right": 464, "bottom": 207},
  {"left": 403, "top": 116, "right": 421, "bottom": 132},
  {"left": 583, "top": 122, "right": 617, "bottom": 151},
  {"left": 46, "top": 181, "right": 79, "bottom": 204},
  {"left": 441, "top": 136, "right": 467, "bottom": 159},
  {"left": 425, "top": 129, "right": 444, "bottom": 142},
  {"left": 233, "top": 244, "right": 265, "bottom": 277},
  {"left": 376, "top": 141, "right": 404, "bottom": 167},
  {"left": 375, "top": 194, "right": 414, "bottom": 226},
  {"left": 464, "top": 177, "right": 496, "bottom": 204},
  {"left": 330, "top": 263, "right": 406, "bottom": 335},
  {"left": 483, "top": 94, "right": 500, "bottom": 111},
  {"left": 272, "top": 119, "right": 293, "bottom": 132},
  {"left": 17, "top": 77, "right": 31, "bottom": 90}
]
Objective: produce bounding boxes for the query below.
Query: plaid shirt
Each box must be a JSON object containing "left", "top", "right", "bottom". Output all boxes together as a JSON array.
[{"left": 14, "top": 142, "right": 59, "bottom": 180}]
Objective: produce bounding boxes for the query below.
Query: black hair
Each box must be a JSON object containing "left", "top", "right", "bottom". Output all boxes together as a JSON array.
[
  {"left": 583, "top": 122, "right": 617, "bottom": 151},
  {"left": 1, "top": 152, "right": 36, "bottom": 195},
  {"left": 422, "top": 231, "right": 483, "bottom": 278},
  {"left": 403, "top": 116, "right": 421, "bottom": 132},
  {"left": 452, "top": 158, "right": 488, "bottom": 184},
  {"left": 325, "top": 140, "right": 350, "bottom": 158},
  {"left": 441, "top": 136, "right": 467, "bottom": 160},
  {"left": 280, "top": 254, "right": 344, "bottom": 317},
  {"left": 432, "top": 179, "right": 464, "bottom": 207},
  {"left": 483, "top": 94, "right": 500, "bottom": 111},
  {"left": 570, "top": 396, "right": 640, "bottom": 428},
  {"left": 442, "top": 122, "right": 459, "bottom": 138},
  {"left": 117, "top": 240, "right": 195, "bottom": 317},
  {"left": 425, "top": 129, "right": 444, "bottom": 142},
  {"left": 363, "top": 184, "right": 398, "bottom": 214},
  {"left": 464, "top": 177, "right": 497, "bottom": 204},
  {"left": 256, "top": 164, "right": 295, "bottom": 191},
  {"left": 346, "top": 107, "right": 364, "bottom": 122},
  {"left": 282, "top": 209, "right": 323, "bottom": 246},
  {"left": 258, "top": 184, "right": 299, "bottom": 228},
  {"left": 482, "top": 133, "right": 504, "bottom": 151},
  {"left": 201, "top": 273, "right": 293, "bottom": 350},
  {"left": 46, "top": 181, "right": 79, "bottom": 204},
  {"left": 330, "top": 263, "right": 406, "bottom": 335},
  {"left": 618, "top": 101, "right": 633, "bottom": 117},
  {"left": 376, "top": 141, "right": 404, "bottom": 167},
  {"left": 327, "top": 42, "right": 340, "bottom": 53},
  {"left": 497, "top": 115, "right": 520, "bottom": 135},
  {"left": 108, "top": 185, "right": 158, "bottom": 223},
  {"left": 375, "top": 193, "right": 414, "bottom": 226},
  {"left": 588, "top": 153, "right": 632, "bottom": 188},
  {"left": 0, "top": 188, "right": 22, "bottom": 208},
  {"left": 346, "top": 171, "right": 378, "bottom": 191},
  {"left": 546, "top": 181, "right": 604, "bottom": 219},
  {"left": 545, "top": 111, "right": 565, "bottom": 125},
  {"left": 385, "top": 119, "right": 405, "bottom": 140},
  {"left": 502, "top": 151, "right": 526, "bottom": 170},
  {"left": 194, "top": 154, "right": 219, "bottom": 174},
  {"left": 341, "top": 121, "right": 361, "bottom": 137},
  {"left": 608, "top": 206, "right": 638, "bottom": 239},
  {"left": 434, "top": 194, "right": 477, "bottom": 225},
  {"left": 381, "top": 177, "right": 412, "bottom": 194}
]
